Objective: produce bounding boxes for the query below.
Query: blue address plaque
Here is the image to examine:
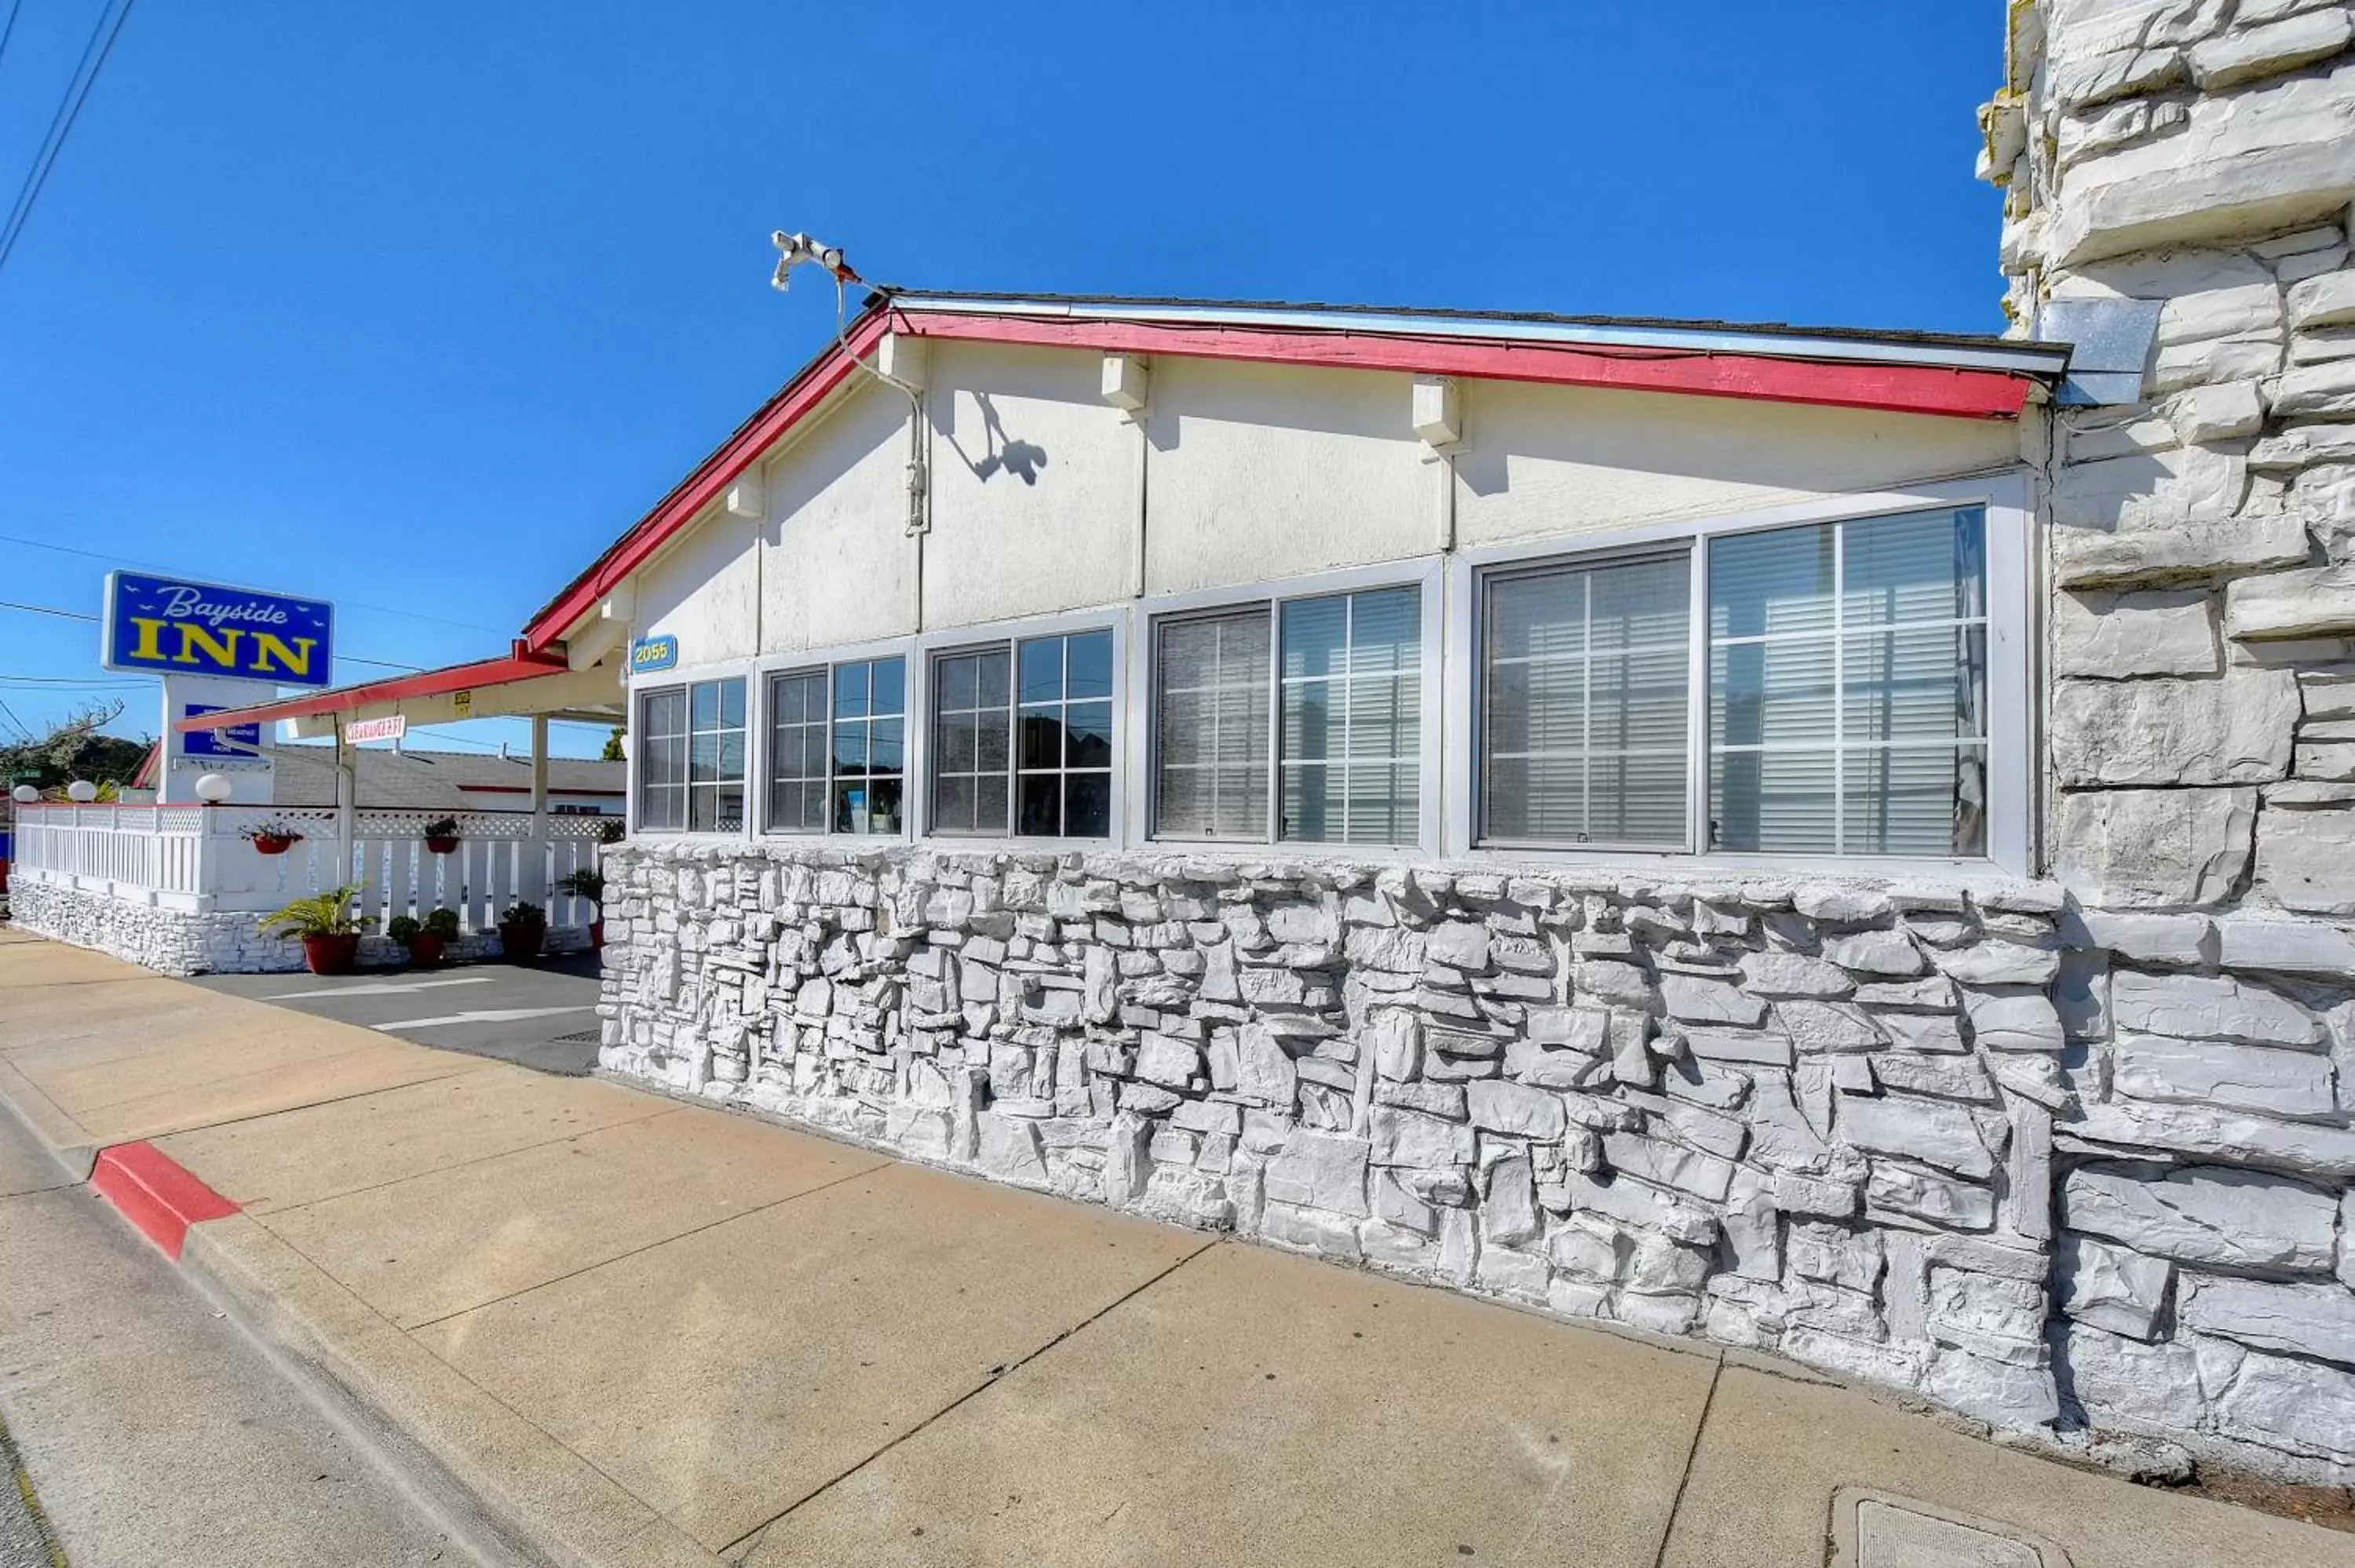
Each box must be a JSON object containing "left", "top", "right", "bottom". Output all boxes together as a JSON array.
[
  {"left": 629, "top": 634, "right": 679, "bottom": 675},
  {"left": 102, "top": 572, "right": 336, "bottom": 688}
]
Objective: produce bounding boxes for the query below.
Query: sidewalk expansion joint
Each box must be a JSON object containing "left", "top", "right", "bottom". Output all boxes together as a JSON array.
[
  {"left": 719, "top": 1234, "right": 1225, "bottom": 1561},
  {"left": 396, "top": 1154, "right": 897, "bottom": 1331},
  {"left": 1649, "top": 1353, "right": 1725, "bottom": 1568}
]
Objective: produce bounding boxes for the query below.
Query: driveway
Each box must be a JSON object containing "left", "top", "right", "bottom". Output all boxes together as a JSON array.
[{"left": 192, "top": 952, "right": 604, "bottom": 1074}]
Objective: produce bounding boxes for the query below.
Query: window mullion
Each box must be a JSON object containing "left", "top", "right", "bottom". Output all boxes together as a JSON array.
[{"left": 1832, "top": 520, "right": 1846, "bottom": 857}]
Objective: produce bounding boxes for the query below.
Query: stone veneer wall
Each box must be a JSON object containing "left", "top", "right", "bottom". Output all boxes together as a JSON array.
[
  {"left": 597, "top": 842, "right": 2355, "bottom": 1482},
  {"left": 1977, "top": 0, "right": 2355, "bottom": 1484},
  {"left": 9, "top": 877, "right": 573, "bottom": 974}
]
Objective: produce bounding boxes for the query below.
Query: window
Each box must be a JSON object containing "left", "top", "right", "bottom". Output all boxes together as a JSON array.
[
  {"left": 830, "top": 657, "right": 906, "bottom": 833},
  {"left": 1152, "top": 585, "right": 1425, "bottom": 845},
  {"left": 931, "top": 647, "right": 1011, "bottom": 835},
  {"left": 1279, "top": 588, "right": 1421, "bottom": 844},
  {"left": 767, "top": 669, "right": 827, "bottom": 832},
  {"left": 1017, "top": 632, "right": 1113, "bottom": 837},
  {"left": 1481, "top": 556, "right": 1690, "bottom": 848},
  {"left": 931, "top": 633, "right": 1114, "bottom": 838},
  {"left": 1154, "top": 607, "right": 1272, "bottom": 839},
  {"left": 1708, "top": 507, "right": 1987, "bottom": 856},
  {"left": 636, "top": 677, "right": 743, "bottom": 833}
]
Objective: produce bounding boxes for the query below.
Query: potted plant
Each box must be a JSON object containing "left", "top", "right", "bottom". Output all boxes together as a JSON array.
[
  {"left": 497, "top": 899, "right": 546, "bottom": 962},
  {"left": 422, "top": 905, "right": 460, "bottom": 958},
  {"left": 243, "top": 819, "right": 305, "bottom": 856},
  {"left": 597, "top": 816, "right": 626, "bottom": 844},
  {"left": 263, "top": 884, "right": 370, "bottom": 975},
  {"left": 422, "top": 816, "right": 462, "bottom": 855},
  {"left": 388, "top": 907, "right": 455, "bottom": 968},
  {"left": 557, "top": 868, "right": 607, "bottom": 950}
]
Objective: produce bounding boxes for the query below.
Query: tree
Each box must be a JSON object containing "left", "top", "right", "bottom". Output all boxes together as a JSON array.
[
  {"left": 601, "top": 726, "right": 624, "bottom": 763},
  {"left": 0, "top": 701, "right": 154, "bottom": 793}
]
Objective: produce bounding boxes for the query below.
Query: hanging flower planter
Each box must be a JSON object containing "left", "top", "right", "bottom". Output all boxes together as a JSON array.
[
  {"left": 422, "top": 816, "right": 462, "bottom": 855},
  {"left": 243, "top": 822, "right": 305, "bottom": 857}
]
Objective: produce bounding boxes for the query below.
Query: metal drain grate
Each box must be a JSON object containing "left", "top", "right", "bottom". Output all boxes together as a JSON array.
[{"left": 549, "top": 1029, "right": 603, "bottom": 1044}]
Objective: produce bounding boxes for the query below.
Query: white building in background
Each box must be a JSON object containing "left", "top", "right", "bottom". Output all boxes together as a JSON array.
[{"left": 20, "top": 0, "right": 2355, "bottom": 1486}]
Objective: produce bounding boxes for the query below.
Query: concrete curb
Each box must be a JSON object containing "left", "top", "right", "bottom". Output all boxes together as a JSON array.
[{"left": 0, "top": 1073, "right": 721, "bottom": 1568}]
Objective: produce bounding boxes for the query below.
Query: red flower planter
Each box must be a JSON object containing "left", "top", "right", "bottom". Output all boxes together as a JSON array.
[
  {"left": 590, "top": 919, "right": 605, "bottom": 952},
  {"left": 498, "top": 919, "right": 546, "bottom": 962},
  {"left": 406, "top": 932, "right": 447, "bottom": 968},
  {"left": 300, "top": 932, "right": 360, "bottom": 975},
  {"left": 251, "top": 833, "right": 301, "bottom": 856},
  {"left": 425, "top": 836, "right": 460, "bottom": 855}
]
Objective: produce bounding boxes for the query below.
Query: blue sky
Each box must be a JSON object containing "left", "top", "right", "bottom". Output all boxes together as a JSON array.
[{"left": 0, "top": 2, "right": 2003, "bottom": 760}]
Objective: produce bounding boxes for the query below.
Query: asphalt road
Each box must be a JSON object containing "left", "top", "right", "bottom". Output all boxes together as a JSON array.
[
  {"left": 192, "top": 953, "right": 605, "bottom": 1075},
  {"left": 0, "top": 1110, "right": 466, "bottom": 1567}
]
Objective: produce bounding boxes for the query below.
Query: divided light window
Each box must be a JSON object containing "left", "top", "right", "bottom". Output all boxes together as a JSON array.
[
  {"left": 635, "top": 677, "right": 744, "bottom": 833},
  {"left": 1154, "top": 585, "right": 1422, "bottom": 845},
  {"left": 766, "top": 658, "right": 905, "bottom": 835},
  {"left": 932, "top": 631, "right": 1112, "bottom": 838},
  {"left": 1708, "top": 506, "right": 1987, "bottom": 857}
]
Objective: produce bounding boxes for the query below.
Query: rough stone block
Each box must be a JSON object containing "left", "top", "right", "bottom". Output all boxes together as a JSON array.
[
  {"left": 2057, "top": 1234, "right": 2172, "bottom": 1340},
  {"left": 2115, "top": 1031, "right": 2339, "bottom": 1119},
  {"left": 2061, "top": 1164, "right": 2339, "bottom": 1271},
  {"left": 1838, "top": 1093, "right": 1996, "bottom": 1179},
  {"left": 2258, "top": 803, "right": 2355, "bottom": 914},
  {"left": 2216, "top": 1350, "right": 2355, "bottom": 1462},
  {"left": 2054, "top": 588, "right": 2222, "bottom": 678},
  {"left": 2180, "top": 1274, "right": 2355, "bottom": 1364},
  {"left": 1466, "top": 1078, "right": 1567, "bottom": 1139},
  {"left": 2059, "top": 1326, "right": 2208, "bottom": 1431},
  {"left": 2228, "top": 564, "right": 2355, "bottom": 641},
  {"left": 2188, "top": 6, "right": 2354, "bottom": 89},
  {"left": 2066, "top": 1096, "right": 2355, "bottom": 1178},
  {"left": 2110, "top": 968, "right": 2320, "bottom": 1045},
  {"left": 2050, "top": 669, "right": 2299, "bottom": 786},
  {"left": 2056, "top": 787, "right": 2255, "bottom": 907}
]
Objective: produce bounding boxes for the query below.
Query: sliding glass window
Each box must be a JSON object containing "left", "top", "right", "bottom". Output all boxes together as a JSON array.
[
  {"left": 637, "top": 677, "right": 745, "bottom": 834},
  {"left": 1278, "top": 587, "right": 1421, "bottom": 844}
]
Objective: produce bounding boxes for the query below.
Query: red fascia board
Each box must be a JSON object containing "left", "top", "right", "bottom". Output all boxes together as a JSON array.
[
  {"left": 170, "top": 649, "right": 568, "bottom": 733},
  {"left": 521, "top": 310, "right": 891, "bottom": 651},
  {"left": 457, "top": 783, "right": 626, "bottom": 796},
  {"left": 517, "top": 304, "right": 2036, "bottom": 653},
  {"left": 903, "top": 312, "right": 2039, "bottom": 421}
]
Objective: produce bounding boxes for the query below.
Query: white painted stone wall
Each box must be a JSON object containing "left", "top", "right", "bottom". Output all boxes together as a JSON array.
[
  {"left": 1982, "top": 0, "right": 2355, "bottom": 1483},
  {"left": 599, "top": 842, "right": 2355, "bottom": 1482},
  {"left": 9, "top": 877, "right": 575, "bottom": 974}
]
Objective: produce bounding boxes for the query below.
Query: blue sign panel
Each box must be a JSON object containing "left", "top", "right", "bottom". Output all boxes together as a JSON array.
[
  {"left": 181, "top": 703, "right": 263, "bottom": 758},
  {"left": 102, "top": 571, "right": 335, "bottom": 687},
  {"left": 630, "top": 635, "right": 679, "bottom": 675}
]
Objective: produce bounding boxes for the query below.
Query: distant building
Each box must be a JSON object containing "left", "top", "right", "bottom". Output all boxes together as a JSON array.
[{"left": 129, "top": 741, "right": 624, "bottom": 815}]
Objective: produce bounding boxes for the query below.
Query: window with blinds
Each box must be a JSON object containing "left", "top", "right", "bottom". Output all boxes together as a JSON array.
[
  {"left": 1154, "top": 608, "right": 1272, "bottom": 840},
  {"left": 1707, "top": 506, "right": 1988, "bottom": 856},
  {"left": 1481, "top": 555, "right": 1691, "bottom": 848},
  {"left": 1279, "top": 587, "right": 1421, "bottom": 844}
]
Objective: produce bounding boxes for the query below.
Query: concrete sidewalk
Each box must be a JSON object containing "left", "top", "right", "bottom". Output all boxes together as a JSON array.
[{"left": 2, "top": 926, "right": 2348, "bottom": 1568}]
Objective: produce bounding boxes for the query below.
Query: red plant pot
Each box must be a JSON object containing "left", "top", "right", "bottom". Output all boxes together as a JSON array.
[
  {"left": 252, "top": 833, "right": 300, "bottom": 856},
  {"left": 498, "top": 919, "right": 546, "bottom": 962},
  {"left": 300, "top": 932, "right": 360, "bottom": 975},
  {"left": 406, "top": 932, "right": 447, "bottom": 968},
  {"left": 425, "top": 836, "right": 460, "bottom": 855},
  {"left": 590, "top": 919, "right": 605, "bottom": 952}
]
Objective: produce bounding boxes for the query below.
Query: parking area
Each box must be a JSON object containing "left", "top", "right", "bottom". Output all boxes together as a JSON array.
[{"left": 191, "top": 953, "right": 605, "bottom": 1075}]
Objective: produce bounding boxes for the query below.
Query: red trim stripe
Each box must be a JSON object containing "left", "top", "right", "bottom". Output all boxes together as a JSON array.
[
  {"left": 90, "top": 1142, "right": 240, "bottom": 1259},
  {"left": 170, "top": 647, "right": 569, "bottom": 733}
]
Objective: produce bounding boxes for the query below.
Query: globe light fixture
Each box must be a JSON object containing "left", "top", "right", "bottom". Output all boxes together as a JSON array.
[
  {"left": 9, "top": 785, "right": 38, "bottom": 804},
  {"left": 194, "top": 773, "right": 235, "bottom": 805},
  {"left": 65, "top": 780, "right": 98, "bottom": 803}
]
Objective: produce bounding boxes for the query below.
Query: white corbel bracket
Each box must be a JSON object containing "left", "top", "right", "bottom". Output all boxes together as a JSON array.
[
  {"left": 1101, "top": 352, "right": 1150, "bottom": 421},
  {"left": 1412, "top": 375, "right": 1464, "bottom": 462}
]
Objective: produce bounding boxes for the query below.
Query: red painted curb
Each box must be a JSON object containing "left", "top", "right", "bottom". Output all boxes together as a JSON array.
[{"left": 89, "top": 1142, "right": 240, "bottom": 1260}]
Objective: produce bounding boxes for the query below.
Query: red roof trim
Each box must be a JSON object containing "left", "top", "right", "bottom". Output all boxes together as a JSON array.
[
  {"left": 519, "top": 303, "right": 2041, "bottom": 651},
  {"left": 171, "top": 647, "right": 569, "bottom": 733}
]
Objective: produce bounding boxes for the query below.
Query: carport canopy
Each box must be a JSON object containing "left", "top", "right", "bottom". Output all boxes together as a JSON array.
[{"left": 170, "top": 644, "right": 626, "bottom": 742}]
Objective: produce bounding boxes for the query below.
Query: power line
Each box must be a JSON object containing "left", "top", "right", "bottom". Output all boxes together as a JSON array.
[
  {"left": 0, "top": 694, "right": 30, "bottom": 740},
  {"left": 0, "top": 0, "right": 23, "bottom": 85},
  {"left": 0, "top": 0, "right": 137, "bottom": 279},
  {"left": 0, "top": 530, "right": 508, "bottom": 636},
  {"left": 0, "top": 597, "right": 422, "bottom": 671}
]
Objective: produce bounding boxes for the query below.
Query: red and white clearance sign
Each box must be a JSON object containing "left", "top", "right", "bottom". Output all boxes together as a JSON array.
[{"left": 344, "top": 714, "right": 407, "bottom": 744}]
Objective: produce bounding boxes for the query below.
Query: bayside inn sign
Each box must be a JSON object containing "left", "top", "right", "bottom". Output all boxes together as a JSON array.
[{"left": 100, "top": 571, "right": 335, "bottom": 687}]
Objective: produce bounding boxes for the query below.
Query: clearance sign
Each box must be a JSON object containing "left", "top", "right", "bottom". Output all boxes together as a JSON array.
[{"left": 101, "top": 571, "right": 336, "bottom": 688}]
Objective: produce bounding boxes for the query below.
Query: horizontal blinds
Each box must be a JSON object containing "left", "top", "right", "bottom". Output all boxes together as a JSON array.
[{"left": 1157, "top": 608, "right": 1272, "bottom": 840}]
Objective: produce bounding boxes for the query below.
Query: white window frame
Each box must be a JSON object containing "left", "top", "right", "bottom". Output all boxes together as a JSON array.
[
  {"left": 911, "top": 605, "right": 1130, "bottom": 850},
  {"left": 1444, "top": 474, "right": 2032, "bottom": 877},
  {"left": 626, "top": 654, "right": 758, "bottom": 841},
  {"left": 754, "top": 637, "right": 913, "bottom": 840},
  {"left": 1130, "top": 559, "right": 1447, "bottom": 856}
]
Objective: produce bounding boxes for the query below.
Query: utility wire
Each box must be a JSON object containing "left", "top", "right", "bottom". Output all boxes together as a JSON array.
[
  {"left": 0, "top": 0, "right": 137, "bottom": 279},
  {"left": 0, "top": 597, "right": 424, "bottom": 671},
  {"left": 0, "top": 529, "right": 506, "bottom": 636},
  {"left": 0, "top": 0, "right": 23, "bottom": 86}
]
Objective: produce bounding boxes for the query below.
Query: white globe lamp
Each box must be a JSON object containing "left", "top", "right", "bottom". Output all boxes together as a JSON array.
[
  {"left": 194, "top": 773, "right": 235, "bottom": 805},
  {"left": 64, "top": 780, "right": 98, "bottom": 803},
  {"left": 9, "top": 784, "right": 37, "bottom": 804}
]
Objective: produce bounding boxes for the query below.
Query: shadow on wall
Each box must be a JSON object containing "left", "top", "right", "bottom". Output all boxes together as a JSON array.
[{"left": 946, "top": 393, "right": 1050, "bottom": 486}]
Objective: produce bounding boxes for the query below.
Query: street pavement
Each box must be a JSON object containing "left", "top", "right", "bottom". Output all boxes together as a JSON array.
[
  {"left": 4, "top": 927, "right": 2353, "bottom": 1568},
  {"left": 191, "top": 951, "right": 604, "bottom": 1075},
  {"left": 0, "top": 1078, "right": 465, "bottom": 1567}
]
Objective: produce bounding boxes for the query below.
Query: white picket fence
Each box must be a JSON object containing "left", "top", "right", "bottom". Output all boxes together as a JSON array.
[{"left": 9, "top": 804, "right": 610, "bottom": 932}]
